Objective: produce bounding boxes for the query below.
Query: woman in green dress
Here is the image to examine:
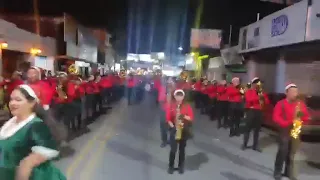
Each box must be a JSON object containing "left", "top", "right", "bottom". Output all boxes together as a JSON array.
[{"left": 0, "top": 84, "right": 66, "bottom": 180}]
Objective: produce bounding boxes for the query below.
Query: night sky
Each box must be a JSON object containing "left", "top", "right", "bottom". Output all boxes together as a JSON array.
[{"left": 1, "top": 0, "right": 286, "bottom": 56}]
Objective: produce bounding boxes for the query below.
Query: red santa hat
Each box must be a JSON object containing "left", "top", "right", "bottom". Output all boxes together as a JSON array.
[
  {"left": 174, "top": 89, "right": 185, "bottom": 97},
  {"left": 285, "top": 83, "right": 297, "bottom": 90},
  {"left": 30, "top": 66, "right": 42, "bottom": 80},
  {"left": 251, "top": 77, "right": 260, "bottom": 84}
]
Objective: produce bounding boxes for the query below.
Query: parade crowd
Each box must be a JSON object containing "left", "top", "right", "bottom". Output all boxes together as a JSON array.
[{"left": 0, "top": 67, "right": 311, "bottom": 180}]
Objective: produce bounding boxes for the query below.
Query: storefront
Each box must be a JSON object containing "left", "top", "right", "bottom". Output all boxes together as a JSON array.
[
  {"left": 0, "top": 19, "right": 56, "bottom": 77},
  {"left": 238, "top": 0, "right": 320, "bottom": 94}
]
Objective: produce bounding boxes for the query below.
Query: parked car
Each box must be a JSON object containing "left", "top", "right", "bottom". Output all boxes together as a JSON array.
[{"left": 263, "top": 93, "right": 320, "bottom": 135}]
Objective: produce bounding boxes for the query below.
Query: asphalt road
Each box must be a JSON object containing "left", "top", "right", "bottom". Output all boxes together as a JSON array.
[{"left": 55, "top": 95, "right": 320, "bottom": 180}]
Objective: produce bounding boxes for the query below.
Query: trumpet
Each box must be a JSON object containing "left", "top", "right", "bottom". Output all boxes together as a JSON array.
[{"left": 68, "top": 64, "right": 79, "bottom": 75}]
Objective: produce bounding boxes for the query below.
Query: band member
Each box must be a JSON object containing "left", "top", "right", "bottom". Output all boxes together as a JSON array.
[
  {"left": 84, "top": 75, "right": 96, "bottom": 122},
  {"left": 166, "top": 89, "right": 194, "bottom": 174},
  {"left": 1, "top": 71, "right": 24, "bottom": 106},
  {"left": 193, "top": 78, "right": 202, "bottom": 108},
  {"left": 217, "top": 80, "right": 229, "bottom": 128},
  {"left": 227, "top": 77, "right": 243, "bottom": 136},
  {"left": 158, "top": 80, "right": 175, "bottom": 148},
  {"left": 207, "top": 80, "right": 217, "bottom": 120},
  {"left": 127, "top": 74, "right": 135, "bottom": 105},
  {"left": 273, "top": 83, "right": 309, "bottom": 180},
  {"left": 242, "top": 77, "right": 270, "bottom": 152},
  {"left": 0, "top": 85, "right": 66, "bottom": 180},
  {"left": 53, "top": 72, "right": 77, "bottom": 131},
  {"left": 93, "top": 74, "right": 103, "bottom": 116},
  {"left": 200, "top": 79, "right": 209, "bottom": 114}
]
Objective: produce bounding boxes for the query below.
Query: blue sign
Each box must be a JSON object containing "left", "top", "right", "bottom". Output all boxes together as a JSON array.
[{"left": 271, "top": 15, "right": 289, "bottom": 37}]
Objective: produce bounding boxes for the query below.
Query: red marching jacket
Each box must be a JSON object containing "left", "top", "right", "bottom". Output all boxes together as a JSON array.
[
  {"left": 227, "top": 86, "right": 242, "bottom": 103},
  {"left": 217, "top": 85, "right": 228, "bottom": 101},
  {"left": 273, "top": 99, "right": 309, "bottom": 128},
  {"left": 165, "top": 102, "right": 194, "bottom": 124},
  {"left": 244, "top": 88, "right": 270, "bottom": 110}
]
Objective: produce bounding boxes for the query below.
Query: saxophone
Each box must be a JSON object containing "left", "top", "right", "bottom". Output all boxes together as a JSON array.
[
  {"left": 256, "top": 81, "right": 264, "bottom": 108},
  {"left": 290, "top": 101, "right": 302, "bottom": 139},
  {"left": 57, "top": 82, "right": 67, "bottom": 100},
  {"left": 175, "top": 104, "right": 183, "bottom": 140}
]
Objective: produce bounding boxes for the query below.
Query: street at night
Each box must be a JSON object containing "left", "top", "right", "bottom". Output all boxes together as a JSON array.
[{"left": 55, "top": 95, "right": 320, "bottom": 180}]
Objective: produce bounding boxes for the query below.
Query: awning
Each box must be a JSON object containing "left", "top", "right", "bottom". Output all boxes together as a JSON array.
[
  {"left": 55, "top": 55, "right": 98, "bottom": 64},
  {"left": 225, "top": 64, "right": 246, "bottom": 73}
]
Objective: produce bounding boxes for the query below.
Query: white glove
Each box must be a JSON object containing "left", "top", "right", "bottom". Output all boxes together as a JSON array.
[{"left": 43, "top": 105, "right": 50, "bottom": 110}]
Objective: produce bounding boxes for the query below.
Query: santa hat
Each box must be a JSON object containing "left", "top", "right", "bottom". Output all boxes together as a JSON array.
[
  {"left": 232, "top": 77, "right": 240, "bottom": 82},
  {"left": 30, "top": 66, "right": 42, "bottom": 80},
  {"left": 174, "top": 89, "right": 185, "bottom": 96},
  {"left": 285, "top": 83, "right": 297, "bottom": 90},
  {"left": 251, "top": 77, "right": 260, "bottom": 84},
  {"left": 57, "top": 72, "right": 68, "bottom": 77}
]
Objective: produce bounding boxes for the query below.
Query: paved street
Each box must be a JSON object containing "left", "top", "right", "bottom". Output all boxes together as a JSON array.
[{"left": 55, "top": 95, "right": 320, "bottom": 180}]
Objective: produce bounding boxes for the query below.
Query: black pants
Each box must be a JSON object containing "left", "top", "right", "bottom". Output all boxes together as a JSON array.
[
  {"left": 209, "top": 98, "right": 217, "bottom": 120},
  {"left": 102, "top": 88, "right": 111, "bottom": 105},
  {"left": 217, "top": 101, "right": 229, "bottom": 128},
  {"left": 194, "top": 91, "right": 201, "bottom": 108},
  {"left": 274, "top": 129, "right": 299, "bottom": 178},
  {"left": 229, "top": 102, "right": 243, "bottom": 136},
  {"left": 127, "top": 87, "right": 134, "bottom": 105},
  {"left": 169, "top": 129, "right": 187, "bottom": 168},
  {"left": 159, "top": 109, "right": 168, "bottom": 143},
  {"left": 200, "top": 94, "right": 209, "bottom": 114},
  {"left": 85, "top": 94, "right": 95, "bottom": 120},
  {"left": 54, "top": 103, "right": 77, "bottom": 131},
  {"left": 242, "top": 109, "right": 263, "bottom": 149}
]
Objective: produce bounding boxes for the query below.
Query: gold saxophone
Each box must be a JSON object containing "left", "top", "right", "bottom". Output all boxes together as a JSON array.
[
  {"left": 175, "top": 104, "right": 183, "bottom": 140},
  {"left": 291, "top": 101, "right": 302, "bottom": 139},
  {"left": 57, "top": 83, "right": 67, "bottom": 100},
  {"left": 256, "top": 81, "right": 264, "bottom": 108}
]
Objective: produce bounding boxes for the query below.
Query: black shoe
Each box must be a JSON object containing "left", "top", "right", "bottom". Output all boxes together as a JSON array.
[
  {"left": 253, "top": 147, "right": 262, "bottom": 153},
  {"left": 241, "top": 145, "right": 247, "bottom": 151},
  {"left": 160, "top": 142, "right": 167, "bottom": 148},
  {"left": 167, "top": 167, "right": 174, "bottom": 174},
  {"left": 178, "top": 167, "right": 184, "bottom": 174},
  {"left": 273, "top": 174, "right": 281, "bottom": 180}
]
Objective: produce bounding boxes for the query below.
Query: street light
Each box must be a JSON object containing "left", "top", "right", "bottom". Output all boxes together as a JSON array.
[
  {"left": 0, "top": 42, "right": 8, "bottom": 49},
  {"left": 178, "top": 46, "right": 183, "bottom": 51},
  {"left": 30, "top": 48, "right": 42, "bottom": 55}
]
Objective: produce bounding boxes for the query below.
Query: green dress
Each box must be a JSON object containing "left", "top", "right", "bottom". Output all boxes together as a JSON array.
[{"left": 0, "top": 116, "right": 66, "bottom": 180}]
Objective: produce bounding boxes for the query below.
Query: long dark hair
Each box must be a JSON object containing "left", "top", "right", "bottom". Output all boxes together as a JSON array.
[{"left": 15, "top": 87, "right": 67, "bottom": 143}]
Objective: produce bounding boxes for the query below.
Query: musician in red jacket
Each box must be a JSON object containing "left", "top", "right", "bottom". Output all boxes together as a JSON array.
[
  {"left": 226, "top": 77, "right": 243, "bottom": 137},
  {"left": 216, "top": 80, "right": 229, "bottom": 128},
  {"left": 85, "top": 75, "right": 95, "bottom": 122},
  {"left": 53, "top": 72, "right": 77, "bottom": 131},
  {"left": 273, "top": 83, "right": 309, "bottom": 180},
  {"left": 166, "top": 89, "right": 194, "bottom": 174},
  {"left": 207, "top": 80, "right": 217, "bottom": 120},
  {"left": 193, "top": 79, "right": 202, "bottom": 108},
  {"left": 2, "top": 71, "right": 24, "bottom": 106},
  {"left": 242, "top": 77, "right": 270, "bottom": 152}
]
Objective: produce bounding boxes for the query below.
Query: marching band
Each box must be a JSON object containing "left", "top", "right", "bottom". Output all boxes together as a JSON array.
[{"left": 0, "top": 65, "right": 309, "bottom": 179}]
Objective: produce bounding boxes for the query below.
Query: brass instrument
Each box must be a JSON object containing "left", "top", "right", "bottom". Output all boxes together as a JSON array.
[
  {"left": 68, "top": 64, "right": 79, "bottom": 75},
  {"left": 56, "top": 83, "right": 67, "bottom": 100},
  {"left": 119, "top": 69, "right": 126, "bottom": 78},
  {"left": 256, "top": 81, "right": 264, "bottom": 108},
  {"left": 291, "top": 101, "right": 302, "bottom": 139},
  {"left": 175, "top": 104, "right": 183, "bottom": 140}
]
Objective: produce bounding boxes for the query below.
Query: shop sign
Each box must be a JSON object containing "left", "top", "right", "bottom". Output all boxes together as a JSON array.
[
  {"left": 259, "top": 0, "right": 308, "bottom": 49},
  {"left": 238, "top": 0, "right": 308, "bottom": 53},
  {"left": 305, "top": 0, "right": 320, "bottom": 41}
]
